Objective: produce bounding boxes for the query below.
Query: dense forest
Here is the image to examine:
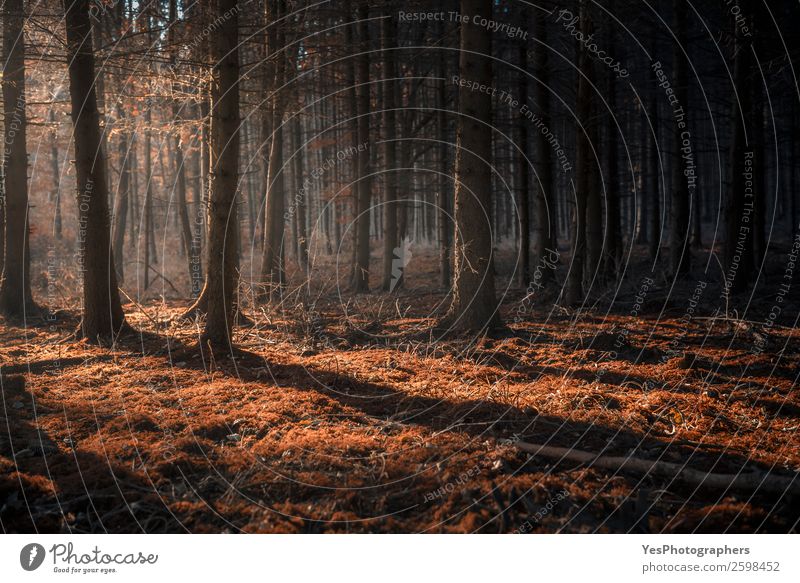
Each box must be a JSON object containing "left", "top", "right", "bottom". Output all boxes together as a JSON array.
[{"left": 0, "top": 0, "right": 798, "bottom": 533}]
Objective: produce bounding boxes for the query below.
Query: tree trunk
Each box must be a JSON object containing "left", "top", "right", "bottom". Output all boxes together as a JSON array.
[
  {"left": 63, "top": 0, "right": 126, "bottom": 341},
  {"left": 648, "top": 80, "right": 661, "bottom": 262},
  {"left": 602, "top": 2, "right": 620, "bottom": 281},
  {"left": 381, "top": 12, "right": 399, "bottom": 291},
  {"left": 293, "top": 112, "right": 308, "bottom": 272},
  {"left": 723, "top": 2, "right": 754, "bottom": 298},
  {"left": 670, "top": 0, "right": 691, "bottom": 276},
  {"left": 169, "top": 0, "right": 195, "bottom": 293},
  {"left": 112, "top": 103, "right": 130, "bottom": 283},
  {"left": 351, "top": 1, "right": 371, "bottom": 292},
  {"left": 200, "top": 0, "right": 240, "bottom": 347},
  {"left": 444, "top": 0, "right": 501, "bottom": 332},
  {"left": 565, "top": 1, "right": 593, "bottom": 306},
  {"left": 50, "top": 110, "right": 63, "bottom": 240},
  {"left": 583, "top": 6, "right": 602, "bottom": 294},
  {"left": 259, "top": 0, "right": 286, "bottom": 302},
  {"left": 532, "top": 10, "right": 556, "bottom": 280},
  {"left": 436, "top": 27, "right": 452, "bottom": 291},
  {"left": 0, "top": 0, "right": 36, "bottom": 317},
  {"left": 517, "top": 26, "right": 531, "bottom": 287}
]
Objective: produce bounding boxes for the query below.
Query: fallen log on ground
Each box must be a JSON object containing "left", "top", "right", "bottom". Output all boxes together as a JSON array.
[{"left": 514, "top": 441, "right": 800, "bottom": 495}]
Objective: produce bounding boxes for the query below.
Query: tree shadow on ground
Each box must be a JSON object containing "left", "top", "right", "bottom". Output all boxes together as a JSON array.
[{"left": 2, "top": 325, "right": 796, "bottom": 533}]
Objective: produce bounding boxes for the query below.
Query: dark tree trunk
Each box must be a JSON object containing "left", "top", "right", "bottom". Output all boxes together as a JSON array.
[
  {"left": 381, "top": 12, "right": 399, "bottom": 291},
  {"left": 444, "top": 0, "right": 501, "bottom": 332},
  {"left": 200, "top": 0, "right": 240, "bottom": 347},
  {"left": 293, "top": 112, "right": 308, "bottom": 271},
  {"left": 63, "top": 0, "right": 126, "bottom": 341},
  {"left": 532, "top": 10, "right": 556, "bottom": 280},
  {"left": 169, "top": 0, "right": 195, "bottom": 293},
  {"left": 648, "top": 82, "right": 661, "bottom": 262},
  {"left": 437, "top": 29, "right": 452, "bottom": 291},
  {"left": 352, "top": 1, "right": 371, "bottom": 292},
  {"left": 723, "top": 2, "right": 755, "bottom": 298},
  {"left": 517, "top": 24, "right": 531, "bottom": 287},
  {"left": 566, "top": 1, "right": 593, "bottom": 306},
  {"left": 602, "top": 2, "right": 620, "bottom": 281},
  {"left": 112, "top": 103, "right": 130, "bottom": 283},
  {"left": 670, "top": 0, "right": 691, "bottom": 276},
  {"left": 260, "top": 0, "right": 287, "bottom": 301},
  {"left": 0, "top": 0, "right": 36, "bottom": 317},
  {"left": 50, "top": 110, "right": 63, "bottom": 240}
]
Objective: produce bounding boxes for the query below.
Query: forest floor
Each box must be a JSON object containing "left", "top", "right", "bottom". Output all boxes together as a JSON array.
[{"left": 2, "top": 250, "right": 799, "bottom": 533}]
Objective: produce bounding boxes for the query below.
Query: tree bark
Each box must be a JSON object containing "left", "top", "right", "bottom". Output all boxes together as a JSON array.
[
  {"left": 670, "top": 0, "right": 691, "bottom": 276},
  {"left": 200, "top": 0, "right": 240, "bottom": 347},
  {"left": 723, "top": 2, "right": 754, "bottom": 297},
  {"left": 352, "top": 1, "right": 372, "bottom": 292},
  {"left": 532, "top": 10, "right": 556, "bottom": 281},
  {"left": 436, "top": 30, "right": 452, "bottom": 291},
  {"left": 517, "top": 24, "right": 531, "bottom": 287},
  {"left": 381, "top": 12, "right": 400, "bottom": 291},
  {"left": 565, "top": 1, "right": 592, "bottom": 306},
  {"left": 63, "top": 0, "right": 126, "bottom": 341},
  {"left": 444, "top": 0, "right": 501, "bottom": 332},
  {"left": 111, "top": 103, "right": 130, "bottom": 283},
  {"left": 259, "top": 0, "right": 286, "bottom": 302},
  {"left": 0, "top": 0, "right": 36, "bottom": 317}
]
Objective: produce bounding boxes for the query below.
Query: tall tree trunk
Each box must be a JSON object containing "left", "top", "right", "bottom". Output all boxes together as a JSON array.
[
  {"left": 444, "top": 0, "right": 500, "bottom": 332},
  {"left": 532, "top": 10, "right": 556, "bottom": 280},
  {"left": 583, "top": 6, "right": 602, "bottom": 293},
  {"left": 199, "top": 0, "right": 240, "bottom": 347},
  {"left": 352, "top": 1, "right": 371, "bottom": 292},
  {"left": 63, "top": 0, "right": 126, "bottom": 341},
  {"left": 566, "top": 0, "right": 593, "bottom": 306},
  {"left": 723, "top": 2, "right": 754, "bottom": 298},
  {"left": 50, "top": 110, "right": 63, "bottom": 240},
  {"left": 0, "top": 0, "right": 36, "bottom": 317},
  {"left": 381, "top": 11, "right": 399, "bottom": 291},
  {"left": 436, "top": 26, "right": 452, "bottom": 290},
  {"left": 112, "top": 103, "right": 130, "bottom": 283},
  {"left": 142, "top": 12, "right": 154, "bottom": 289},
  {"left": 293, "top": 112, "right": 308, "bottom": 271},
  {"left": 517, "top": 23, "right": 531, "bottom": 287},
  {"left": 602, "top": 2, "right": 620, "bottom": 281},
  {"left": 648, "top": 81, "right": 662, "bottom": 262},
  {"left": 169, "top": 0, "right": 194, "bottom": 293},
  {"left": 259, "top": 0, "right": 286, "bottom": 301},
  {"left": 670, "top": 0, "right": 691, "bottom": 276}
]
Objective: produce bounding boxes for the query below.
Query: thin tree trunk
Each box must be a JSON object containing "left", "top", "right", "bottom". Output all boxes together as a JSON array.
[
  {"left": 723, "top": 3, "right": 754, "bottom": 298},
  {"left": 293, "top": 113, "right": 308, "bottom": 271},
  {"left": 436, "top": 32, "right": 452, "bottom": 290},
  {"left": 602, "top": 2, "right": 620, "bottom": 281},
  {"left": 532, "top": 10, "right": 556, "bottom": 280},
  {"left": 566, "top": 0, "right": 592, "bottom": 306},
  {"left": 259, "top": 0, "right": 286, "bottom": 301},
  {"left": 352, "top": 1, "right": 371, "bottom": 292},
  {"left": 381, "top": 11, "right": 399, "bottom": 291},
  {"left": 517, "top": 25, "right": 530, "bottom": 287},
  {"left": 648, "top": 83, "right": 661, "bottom": 262},
  {"left": 670, "top": 0, "right": 691, "bottom": 276},
  {"left": 49, "top": 110, "right": 63, "bottom": 240},
  {"left": 112, "top": 103, "right": 130, "bottom": 283}
]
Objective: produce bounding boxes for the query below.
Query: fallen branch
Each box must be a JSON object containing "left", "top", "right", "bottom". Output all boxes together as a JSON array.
[{"left": 514, "top": 442, "right": 800, "bottom": 496}]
